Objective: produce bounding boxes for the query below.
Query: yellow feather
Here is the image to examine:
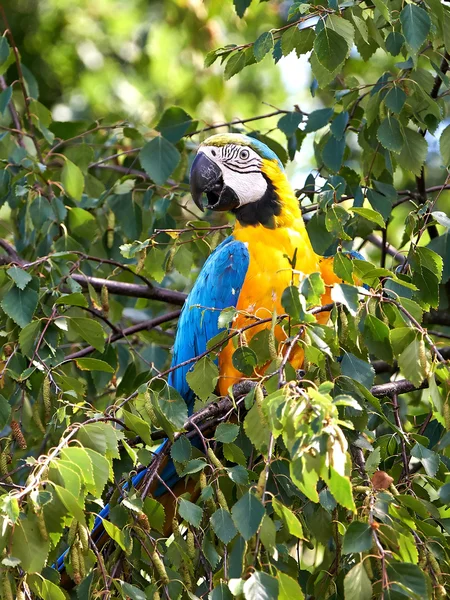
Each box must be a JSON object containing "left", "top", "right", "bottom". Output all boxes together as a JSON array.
[{"left": 218, "top": 159, "right": 339, "bottom": 395}]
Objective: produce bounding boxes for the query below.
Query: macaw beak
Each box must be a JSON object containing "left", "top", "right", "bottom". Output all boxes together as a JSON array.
[{"left": 190, "top": 151, "right": 240, "bottom": 212}]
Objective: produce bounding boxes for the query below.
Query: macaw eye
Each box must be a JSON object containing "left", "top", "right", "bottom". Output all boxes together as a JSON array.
[
  {"left": 211, "top": 149, "right": 217, "bottom": 157},
  {"left": 239, "top": 149, "right": 250, "bottom": 160}
]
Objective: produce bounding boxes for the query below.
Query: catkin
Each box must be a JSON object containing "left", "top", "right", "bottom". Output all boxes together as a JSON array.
[
  {"left": 106, "top": 212, "right": 115, "bottom": 249},
  {"left": 35, "top": 508, "right": 49, "bottom": 541},
  {"left": 42, "top": 376, "right": 51, "bottom": 422},
  {"left": 0, "top": 452, "right": 13, "bottom": 485},
  {"left": 153, "top": 589, "right": 161, "bottom": 600},
  {"left": 70, "top": 543, "right": 81, "bottom": 584},
  {"left": 144, "top": 390, "right": 157, "bottom": 424},
  {"left": 180, "top": 561, "right": 192, "bottom": 590},
  {"left": 268, "top": 328, "right": 277, "bottom": 360},
  {"left": 186, "top": 530, "right": 195, "bottom": 560},
  {"left": 136, "top": 512, "right": 150, "bottom": 532},
  {"left": 78, "top": 523, "right": 89, "bottom": 554},
  {"left": 151, "top": 550, "right": 169, "bottom": 585},
  {"left": 255, "top": 467, "right": 267, "bottom": 500},
  {"left": 199, "top": 470, "right": 207, "bottom": 490},
  {"left": 10, "top": 420, "right": 27, "bottom": 449},
  {"left": 67, "top": 519, "right": 78, "bottom": 546},
  {"left": 101, "top": 285, "right": 109, "bottom": 316},
  {"left": 1, "top": 572, "right": 13, "bottom": 600},
  {"left": 216, "top": 487, "right": 228, "bottom": 511},
  {"left": 32, "top": 401, "right": 46, "bottom": 434},
  {"left": 207, "top": 448, "right": 223, "bottom": 471}
]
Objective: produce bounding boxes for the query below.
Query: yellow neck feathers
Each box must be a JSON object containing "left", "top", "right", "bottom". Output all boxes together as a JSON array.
[{"left": 234, "top": 158, "right": 304, "bottom": 231}]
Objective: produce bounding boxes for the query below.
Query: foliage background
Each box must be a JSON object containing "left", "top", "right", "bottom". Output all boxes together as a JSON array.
[{"left": 0, "top": 0, "right": 450, "bottom": 599}]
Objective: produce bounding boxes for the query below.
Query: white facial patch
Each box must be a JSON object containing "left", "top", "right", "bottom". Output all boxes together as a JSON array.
[{"left": 200, "top": 145, "right": 268, "bottom": 206}]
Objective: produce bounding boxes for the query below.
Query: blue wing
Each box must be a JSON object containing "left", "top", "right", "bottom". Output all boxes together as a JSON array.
[
  {"left": 168, "top": 235, "right": 249, "bottom": 409},
  {"left": 55, "top": 236, "right": 248, "bottom": 573}
]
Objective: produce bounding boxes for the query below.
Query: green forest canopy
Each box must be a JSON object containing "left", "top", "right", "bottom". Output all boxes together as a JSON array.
[{"left": 0, "top": 0, "right": 449, "bottom": 599}]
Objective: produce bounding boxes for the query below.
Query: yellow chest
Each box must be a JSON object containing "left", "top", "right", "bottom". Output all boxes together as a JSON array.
[{"left": 217, "top": 220, "right": 321, "bottom": 395}]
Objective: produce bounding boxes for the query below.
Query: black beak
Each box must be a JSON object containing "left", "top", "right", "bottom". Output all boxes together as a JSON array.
[{"left": 190, "top": 152, "right": 240, "bottom": 213}]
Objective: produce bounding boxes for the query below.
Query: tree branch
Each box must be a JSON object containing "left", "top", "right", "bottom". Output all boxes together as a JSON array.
[
  {"left": 370, "top": 378, "right": 429, "bottom": 398},
  {"left": 65, "top": 310, "right": 181, "bottom": 361},
  {"left": 70, "top": 274, "right": 186, "bottom": 305}
]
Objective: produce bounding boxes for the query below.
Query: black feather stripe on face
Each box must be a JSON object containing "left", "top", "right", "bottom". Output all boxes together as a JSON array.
[{"left": 233, "top": 174, "right": 281, "bottom": 228}]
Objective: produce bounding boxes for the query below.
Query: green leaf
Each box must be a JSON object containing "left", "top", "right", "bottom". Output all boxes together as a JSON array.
[
  {"left": 215, "top": 423, "right": 240, "bottom": 443},
  {"left": 224, "top": 52, "right": 247, "bottom": 80},
  {"left": 233, "top": 0, "right": 251, "bottom": 18},
  {"left": 253, "top": 32, "right": 274, "bottom": 62},
  {"left": 300, "top": 272, "right": 325, "bottom": 308},
  {"left": 259, "top": 514, "right": 277, "bottom": 554},
  {"left": 351, "top": 207, "right": 385, "bottom": 228},
  {"left": 314, "top": 28, "right": 348, "bottom": 72},
  {"left": 232, "top": 347, "right": 257, "bottom": 377},
  {"left": 0, "top": 394, "right": 11, "bottom": 430},
  {"left": 386, "top": 562, "right": 428, "bottom": 599},
  {"left": 244, "top": 397, "right": 271, "bottom": 453},
  {"left": 385, "top": 31, "right": 405, "bottom": 56},
  {"left": 67, "top": 207, "right": 97, "bottom": 240},
  {"left": 54, "top": 292, "right": 88, "bottom": 307},
  {"left": 143, "top": 498, "right": 166, "bottom": 533},
  {"left": 243, "top": 571, "right": 279, "bottom": 600},
  {"left": 304, "top": 108, "right": 333, "bottom": 133},
  {"left": 19, "top": 320, "right": 41, "bottom": 358},
  {"left": 123, "top": 410, "right": 153, "bottom": 446},
  {"left": 155, "top": 106, "right": 195, "bottom": 143},
  {"left": 178, "top": 498, "right": 202, "bottom": 528},
  {"left": 398, "top": 338, "right": 428, "bottom": 387},
  {"left": 278, "top": 572, "right": 305, "bottom": 600},
  {"left": 171, "top": 435, "right": 192, "bottom": 463},
  {"left": 341, "top": 353, "right": 375, "bottom": 388},
  {"left": 139, "top": 136, "right": 181, "bottom": 185},
  {"left": 272, "top": 498, "right": 304, "bottom": 539},
  {"left": 333, "top": 253, "right": 354, "bottom": 284},
  {"left": 281, "top": 26, "right": 315, "bottom": 57},
  {"left": 119, "top": 582, "right": 147, "bottom": 600},
  {"left": 1, "top": 283, "right": 39, "bottom": 328},
  {"left": 62, "top": 158, "right": 84, "bottom": 201},
  {"left": 186, "top": 356, "right": 219, "bottom": 400},
  {"left": 156, "top": 384, "right": 188, "bottom": 432},
  {"left": 209, "top": 583, "right": 233, "bottom": 600},
  {"left": 410, "top": 442, "right": 439, "bottom": 477},
  {"left": 29, "top": 575, "right": 67, "bottom": 600},
  {"left": 344, "top": 562, "right": 372, "bottom": 600},
  {"left": 342, "top": 521, "right": 372, "bottom": 554},
  {"left": 6, "top": 266, "right": 32, "bottom": 290},
  {"left": 223, "top": 442, "right": 247, "bottom": 466},
  {"left": 210, "top": 508, "right": 238, "bottom": 544},
  {"left": 384, "top": 86, "right": 407, "bottom": 114},
  {"left": 75, "top": 358, "right": 114, "bottom": 372},
  {"left": 363, "top": 314, "right": 393, "bottom": 363},
  {"left": 278, "top": 112, "right": 303, "bottom": 137},
  {"left": 102, "top": 519, "right": 131, "bottom": 553},
  {"left": 440, "top": 124, "right": 450, "bottom": 166},
  {"left": 69, "top": 317, "right": 105, "bottom": 353},
  {"left": 11, "top": 515, "right": 50, "bottom": 573},
  {"left": 400, "top": 4, "right": 431, "bottom": 55},
  {"left": 377, "top": 116, "right": 404, "bottom": 154},
  {"left": 231, "top": 492, "right": 265, "bottom": 540},
  {"left": 322, "top": 134, "right": 345, "bottom": 172},
  {"left": 323, "top": 467, "right": 356, "bottom": 512},
  {"left": 397, "top": 128, "right": 428, "bottom": 177},
  {"left": 84, "top": 448, "right": 110, "bottom": 496},
  {"left": 0, "top": 86, "right": 12, "bottom": 115},
  {"left": 331, "top": 283, "right": 359, "bottom": 316}
]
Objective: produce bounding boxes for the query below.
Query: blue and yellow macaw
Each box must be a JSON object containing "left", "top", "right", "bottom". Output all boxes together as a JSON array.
[
  {"left": 172, "top": 132, "right": 341, "bottom": 400},
  {"left": 56, "top": 133, "right": 345, "bottom": 577}
]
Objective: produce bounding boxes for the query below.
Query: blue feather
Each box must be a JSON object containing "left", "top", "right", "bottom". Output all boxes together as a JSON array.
[{"left": 54, "top": 236, "right": 249, "bottom": 572}]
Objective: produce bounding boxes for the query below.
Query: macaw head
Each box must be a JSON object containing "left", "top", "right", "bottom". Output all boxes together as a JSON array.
[{"left": 190, "top": 133, "right": 295, "bottom": 227}]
